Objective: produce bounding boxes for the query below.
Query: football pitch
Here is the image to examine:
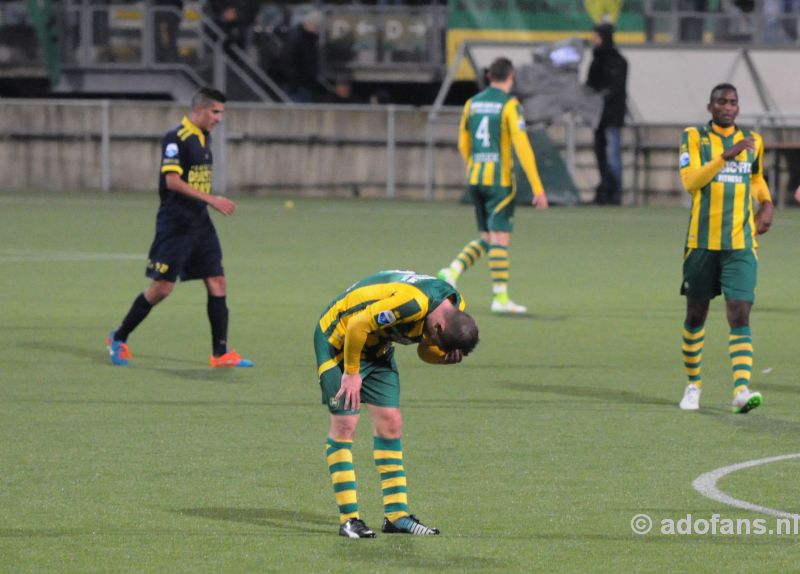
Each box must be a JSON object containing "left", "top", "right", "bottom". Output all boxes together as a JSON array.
[{"left": 2, "top": 190, "right": 799, "bottom": 573}]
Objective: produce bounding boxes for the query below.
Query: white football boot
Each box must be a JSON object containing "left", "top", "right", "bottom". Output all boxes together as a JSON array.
[
  {"left": 679, "top": 384, "right": 701, "bottom": 411},
  {"left": 436, "top": 267, "right": 457, "bottom": 288},
  {"left": 732, "top": 387, "right": 763, "bottom": 414},
  {"left": 490, "top": 298, "right": 528, "bottom": 314}
]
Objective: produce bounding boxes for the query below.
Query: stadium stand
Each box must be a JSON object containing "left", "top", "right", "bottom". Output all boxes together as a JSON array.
[{"left": 1, "top": 1, "right": 799, "bottom": 204}]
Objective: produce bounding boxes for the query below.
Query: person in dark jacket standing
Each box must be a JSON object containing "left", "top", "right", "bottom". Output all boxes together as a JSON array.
[
  {"left": 280, "top": 10, "right": 321, "bottom": 103},
  {"left": 586, "top": 22, "right": 628, "bottom": 205}
]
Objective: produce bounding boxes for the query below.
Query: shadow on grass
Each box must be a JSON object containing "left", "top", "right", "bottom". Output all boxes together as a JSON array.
[
  {"left": 137, "top": 366, "right": 252, "bottom": 384},
  {"left": 331, "top": 537, "right": 510, "bottom": 570},
  {"left": 465, "top": 363, "right": 612, "bottom": 371},
  {"left": 0, "top": 528, "right": 94, "bottom": 538},
  {"left": 471, "top": 312, "right": 569, "bottom": 321},
  {"left": 486, "top": 531, "right": 797, "bottom": 546},
  {"left": 19, "top": 340, "right": 111, "bottom": 365},
  {"left": 175, "top": 507, "right": 331, "bottom": 534},
  {"left": 723, "top": 414, "right": 800, "bottom": 437},
  {"left": 18, "top": 341, "right": 256, "bottom": 383},
  {"left": 19, "top": 340, "right": 198, "bottom": 368},
  {"left": 759, "top": 382, "right": 800, "bottom": 395},
  {"left": 500, "top": 382, "right": 676, "bottom": 406},
  {"left": 14, "top": 398, "right": 312, "bottom": 408},
  {"left": 754, "top": 306, "right": 800, "bottom": 316}
]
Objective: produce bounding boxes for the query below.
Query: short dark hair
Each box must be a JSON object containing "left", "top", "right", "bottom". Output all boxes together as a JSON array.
[
  {"left": 192, "top": 87, "right": 227, "bottom": 109},
  {"left": 488, "top": 57, "right": 514, "bottom": 83},
  {"left": 709, "top": 83, "right": 737, "bottom": 103},
  {"left": 438, "top": 311, "right": 479, "bottom": 356},
  {"left": 594, "top": 22, "right": 615, "bottom": 47}
]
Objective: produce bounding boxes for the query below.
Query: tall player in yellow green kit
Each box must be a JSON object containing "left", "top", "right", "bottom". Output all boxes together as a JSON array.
[
  {"left": 316, "top": 270, "right": 479, "bottom": 538},
  {"left": 438, "top": 57, "right": 549, "bottom": 314},
  {"left": 678, "top": 83, "right": 774, "bottom": 413}
]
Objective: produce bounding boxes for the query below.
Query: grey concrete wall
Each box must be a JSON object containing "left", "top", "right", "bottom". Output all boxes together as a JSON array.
[{"left": 1, "top": 100, "right": 797, "bottom": 205}]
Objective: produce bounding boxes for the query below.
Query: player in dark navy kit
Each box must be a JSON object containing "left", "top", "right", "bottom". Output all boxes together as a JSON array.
[{"left": 106, "top": 87, "right": 252, "bottom": 368}]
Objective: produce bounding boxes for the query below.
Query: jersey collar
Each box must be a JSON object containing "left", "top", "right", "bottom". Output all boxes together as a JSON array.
[
  {"left": 181, "top": 116, "right": 207, "bottom": 147},
  {"left": 709, "top": 121, "right": 736, "bottom": 138}
]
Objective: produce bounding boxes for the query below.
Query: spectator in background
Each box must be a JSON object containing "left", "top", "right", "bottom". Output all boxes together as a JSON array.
[
  {"left": 369, "top": 88, "right": 392, "bottom": 105},
  {"left": 764, "top": 0, "right": 800, "bottom": 43},
  {"left": 204, "top": 0, "right": 251, "bottom": 54},
  {"left": 678, "top": 0, "right": 709, "bottom": 42},
  {"left": 586, "top": 22, "right": 628, "bottom": 205},
  {"left": 323, "top": 74, "right": 361, "bottom": 104},
  {"left": 280, "top": 10, "right": 322, "bottom": 103},
  {"left": 153, "top": 0, "right": 183, "bottom": 63},
  {"left": 91, "top": 0, "right": 110, "bottom": 61}
]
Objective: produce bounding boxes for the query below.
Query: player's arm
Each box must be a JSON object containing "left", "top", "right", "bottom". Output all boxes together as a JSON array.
[
  {"left": 342, "top": 294, "right": 427, "bottom": 374},
  {"left": 417, "top": 343, "right": 463, "bottom": 365},
  {"left": 163, "top": 173, "right": 236, "bottom": 216},
  {"left": 162, "top": 173, "right": 231, "bottom": 214},
  {"left": 417, "top": 343, "right": 446, "bottom": 364},
  {"left": 337, "top": 295, "right": 425, "bottom": 410},
  {"left": 505, "top": 101, "right": 548, "bottom": 209},
  {"left": 679, "top": 128, "right": 722, "bottom": 192},
  {"left": 417, "top": 295, "right": 467, "bottom": 365},
  {"left": 751, "top": 134, "right": 774, "bottom": 235},
  {"left": 679, "top": 128, "right": 754, "bottom": 192},
  {"left": 160, "top": 135, "right": 236, "bottom": 216},
  {"left": 336, "top": 310, "right": 372, "bottom": 410},
  {"left": 458, "top": 100, "right": 473, "bottom": 167}
]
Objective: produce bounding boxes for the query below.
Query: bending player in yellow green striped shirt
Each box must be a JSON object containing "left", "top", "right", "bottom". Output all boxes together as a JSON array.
[
  {"left": 316, "top": 270, "right": 479, "bottom": 537},
  {"left": 678, "top": 83, "right": 774, "bottom": 414}
]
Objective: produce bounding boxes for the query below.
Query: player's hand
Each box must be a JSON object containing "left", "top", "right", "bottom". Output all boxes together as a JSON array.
[
  {"left": 794, "top": 186, "right": 800, "bottom": 204},
  {"left": 209, "top": 195, "right": 236, "bottom": 216},
  {"left": 721, "top": 137, "right": 754, "bottom": 161},
  {"left": 755, "top": 201, "right": 774, "bottom": 235},
  {"left": 532, "top": 193, "right": 549, "bottom": 209},
  {"left": 336, "top": 373, "right": 363, "bottom": 411},
  {"left": 442, "top": 349, "right": 463, "bottom": 364}
]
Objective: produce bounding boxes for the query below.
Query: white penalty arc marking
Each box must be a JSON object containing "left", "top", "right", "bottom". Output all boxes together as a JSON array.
[{"left": 693, "top": 453, "right": 800, "bottom": 519}]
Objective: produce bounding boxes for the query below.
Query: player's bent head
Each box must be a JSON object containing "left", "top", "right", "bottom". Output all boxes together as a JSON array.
[
  {"left": 709, "top": 82, "right": 737, "bottom": 103},
  {"left": 439, "top": 311, "right": 479, "bottom": 356},
  {"left": 488, "top": 57, "right": 514, "bottom": 83},
  {"left": 192, "top": 87, "right": 227, "bottom": 111}
]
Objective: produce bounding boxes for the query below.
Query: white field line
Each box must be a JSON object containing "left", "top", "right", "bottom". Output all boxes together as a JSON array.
[
  {"left": 0, "top": 249, "right": 141, "bottom": 263},
  {"left": 692, "top": 453, "right": 800, "bottom": 519}
]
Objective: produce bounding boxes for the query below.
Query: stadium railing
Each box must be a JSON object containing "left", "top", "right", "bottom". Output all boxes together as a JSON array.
[
  {"left": 2, "top": 98, "right": 799, "bottom": 206},
  {"left": 644, "top": 0, "right": 800, "bottom": 46}
]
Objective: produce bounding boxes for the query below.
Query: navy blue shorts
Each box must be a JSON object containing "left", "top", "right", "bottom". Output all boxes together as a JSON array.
[{"left": 145, "top": 223, "right": 223, "bottom": 282}]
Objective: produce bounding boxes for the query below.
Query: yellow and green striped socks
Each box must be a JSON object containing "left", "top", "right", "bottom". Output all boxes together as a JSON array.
[
  {"left": 326, "top": 437, "right": 359, "bottom": 524},
  {"left": 373, "top": 437, "right": 409, "bottom": 522},
  {"left": 729, "top": 326, "right": 753, "bottom": 394},
  {"left": 682, "top": 323, "right": 704, "bottom": 388},
  {"left": 449, "top": 239, "right": 489, "bottom": 278},
  {"left": 489, "top": 244, "right": 510, "bottom": 297}
]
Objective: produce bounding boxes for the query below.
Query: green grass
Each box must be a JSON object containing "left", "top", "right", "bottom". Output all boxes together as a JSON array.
[{"left": 1, "top": 190, "right": 800, "bottom": 573}]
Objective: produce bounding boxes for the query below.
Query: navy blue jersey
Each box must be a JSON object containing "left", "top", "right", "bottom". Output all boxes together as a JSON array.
[{"left": 157, "top": 116, "right": 213, "bottom": 230}]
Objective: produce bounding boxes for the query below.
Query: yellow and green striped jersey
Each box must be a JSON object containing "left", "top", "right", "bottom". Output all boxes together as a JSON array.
[
  {"left": 679, "top": 121, "right": 767, "bottom": 250},
  {"left": 317, "top": 270, "right": 464, "bottom": 374},
  {"left": 458, "top": 86, "right": 545, "bottom": 195}
]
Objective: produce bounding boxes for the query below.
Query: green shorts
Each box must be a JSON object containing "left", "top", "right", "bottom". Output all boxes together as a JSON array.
[
  {"left": 468, "top": 184, "right": 516, "bottom": 233},
  {"left": 314, "top": 326, "right": 400, "bottom": 415},
  {"left": 681, "top": 247, "right": 757, "bottom": 303}
]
